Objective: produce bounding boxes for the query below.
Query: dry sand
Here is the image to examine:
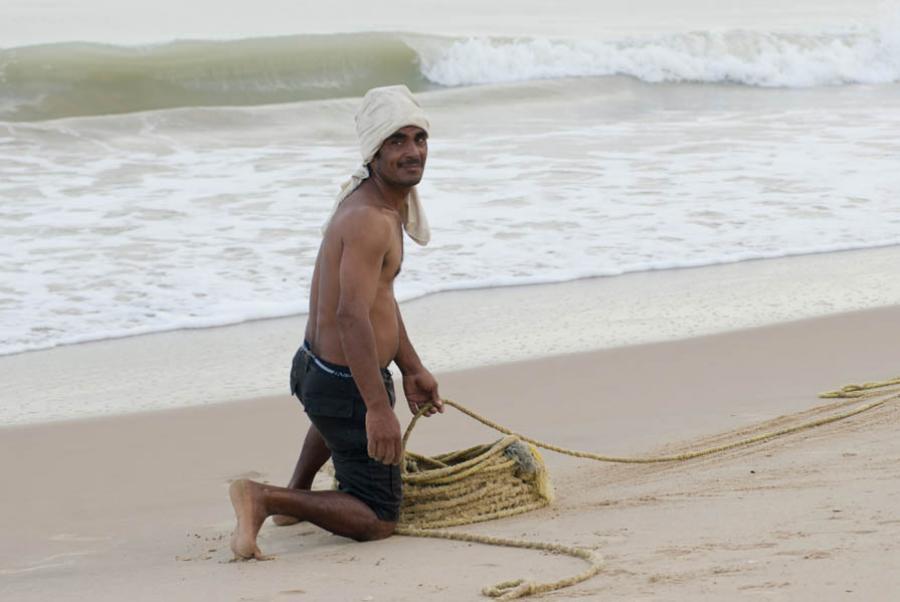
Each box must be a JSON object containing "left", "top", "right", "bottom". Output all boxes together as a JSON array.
[{"left": 3, "top": 304, "right": 899, "bottom": 601}]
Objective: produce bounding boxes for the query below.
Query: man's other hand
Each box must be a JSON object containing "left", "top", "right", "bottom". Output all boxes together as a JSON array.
[
  {"left": 403, "top": 369, "right": 443, "bottom": 417},
  {"left": 365, "top": 405, "right": 402, "bottom": 465}
]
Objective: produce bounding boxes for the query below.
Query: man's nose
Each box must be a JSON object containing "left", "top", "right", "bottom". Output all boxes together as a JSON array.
[{"left": 400, "top": 140, "right": 424, "bottom": 160}]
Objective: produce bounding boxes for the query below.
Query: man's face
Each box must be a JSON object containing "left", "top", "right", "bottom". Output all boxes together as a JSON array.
[{"left": 371, "top": 125, "right": 428, "bottom": 188}]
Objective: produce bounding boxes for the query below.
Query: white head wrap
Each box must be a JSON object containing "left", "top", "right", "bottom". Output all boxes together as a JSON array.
[{"left": 323, "top": 85, "right": 431, "bottom": 246}]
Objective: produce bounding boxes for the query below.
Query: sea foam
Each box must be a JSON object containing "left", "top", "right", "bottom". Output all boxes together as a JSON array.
[
  {"left": 2, "top": 81, "right": 900, "bottom": 357},
  {"left": 416, "top": 28, "right": 900, "bottom": 88}
]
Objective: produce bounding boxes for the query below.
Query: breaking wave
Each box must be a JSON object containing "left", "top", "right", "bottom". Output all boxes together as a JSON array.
[{"left": 2, "top": 25, "right": 899, "bottom": 121}]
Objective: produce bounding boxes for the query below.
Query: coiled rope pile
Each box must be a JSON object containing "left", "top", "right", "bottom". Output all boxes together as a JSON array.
[{"left": 394, "top": 376, "right": 900, "bottom": 600}]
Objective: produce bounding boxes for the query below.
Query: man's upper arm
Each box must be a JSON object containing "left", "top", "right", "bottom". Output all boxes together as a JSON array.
[{"left": 336, "top": 209, "right": 391, "bottom": 316}]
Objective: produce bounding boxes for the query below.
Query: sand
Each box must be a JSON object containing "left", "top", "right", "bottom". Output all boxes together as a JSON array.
[{"left": 3, "top": 299, "right": 899, "bottom": 601}]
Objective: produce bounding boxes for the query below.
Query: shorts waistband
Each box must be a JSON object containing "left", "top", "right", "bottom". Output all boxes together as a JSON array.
[{"left": 302, "top": 340, "right": 391, "bottom": 380}]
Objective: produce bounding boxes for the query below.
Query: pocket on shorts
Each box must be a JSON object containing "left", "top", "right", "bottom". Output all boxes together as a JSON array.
[
  {"left": 363, "top": 460, "right": 402, "bottom": 522},
  {"left": 288, "top": 348, "right": 306, "bottom": 397}
]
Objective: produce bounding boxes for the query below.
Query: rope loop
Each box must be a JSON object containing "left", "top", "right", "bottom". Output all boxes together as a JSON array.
[{"left": 482, "top": 578, "right": 527, "bottom": 598}]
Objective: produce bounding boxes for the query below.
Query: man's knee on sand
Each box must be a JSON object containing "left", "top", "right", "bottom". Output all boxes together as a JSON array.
[{"left": 354, "top": 518, "right": 397, "bottom": 542}]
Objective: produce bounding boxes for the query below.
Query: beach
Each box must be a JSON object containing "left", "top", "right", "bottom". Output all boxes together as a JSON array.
[
  {"left": 3, "top": 249, "right": 900, "bottom": 600},
  {"left": 3, "top": 0, "right": 900, "bottom": 598}
]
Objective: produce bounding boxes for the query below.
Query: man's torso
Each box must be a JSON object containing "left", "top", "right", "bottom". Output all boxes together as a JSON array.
[{"left": 304, "top": 192, "right": 403, "bottom": 368}]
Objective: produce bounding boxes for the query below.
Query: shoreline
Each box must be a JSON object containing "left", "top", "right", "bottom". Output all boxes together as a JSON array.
[
  {"left": 3, "top": 302, "right": 898, "bottom": 435},
  {"left": 4, "top": 244, "right": 900, "bottom": 426},
  {"left": 5, "top": 240, "right": 899, "bottom": 360}
]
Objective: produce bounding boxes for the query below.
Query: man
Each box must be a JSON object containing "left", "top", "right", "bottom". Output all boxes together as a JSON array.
[{"left": 229, "top": 85, "right": 443, "bottom": 560}]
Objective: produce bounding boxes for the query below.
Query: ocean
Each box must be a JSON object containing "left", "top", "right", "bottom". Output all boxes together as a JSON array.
[{"left": 2, "top": 0, "right": 899, "bottom": 357}]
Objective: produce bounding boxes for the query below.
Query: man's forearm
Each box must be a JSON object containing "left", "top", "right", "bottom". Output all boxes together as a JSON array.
[
  {"left": 393, "top": 302, "right": 424, "bottom": 375},
  {"left": 336, "top": 311, "right": 393, "bottom": 410}
]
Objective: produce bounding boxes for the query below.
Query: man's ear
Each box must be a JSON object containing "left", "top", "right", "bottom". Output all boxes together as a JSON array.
[{"left": 367, "top": 153, "right": 381, "bottom": 176}]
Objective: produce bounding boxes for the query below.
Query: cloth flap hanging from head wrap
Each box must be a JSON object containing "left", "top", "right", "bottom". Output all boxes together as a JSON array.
[{"left": 323, "top": 85, "right": 431, "bottom": 246}]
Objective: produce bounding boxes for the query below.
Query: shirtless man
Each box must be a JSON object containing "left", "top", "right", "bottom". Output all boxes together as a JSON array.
[{"left": 229, "top": 86, "right": 442, "bottom": 560}]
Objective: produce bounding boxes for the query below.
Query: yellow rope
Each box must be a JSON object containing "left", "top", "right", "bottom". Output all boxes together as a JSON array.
[
  {"left": 394, "top": 526, "right": 604, "bottom": 600},
  {"left": 434, "top": 389, "right": 900, "bottom": 464},
  {"left": 819, "top": 377, "right": 900, "bottom": 398},
  {"left": 396, "top": 376, "right": 900, "bottom": 599}
]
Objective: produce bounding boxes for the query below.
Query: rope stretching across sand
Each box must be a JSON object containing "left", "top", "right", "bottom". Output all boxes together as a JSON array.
[{"left": 395, "top": 377, "right": 900, "bottom": 600}]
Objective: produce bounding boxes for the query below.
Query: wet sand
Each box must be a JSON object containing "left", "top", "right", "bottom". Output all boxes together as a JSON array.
[{"left": 6, "top": 245, "right": 900, "bottom": 426}]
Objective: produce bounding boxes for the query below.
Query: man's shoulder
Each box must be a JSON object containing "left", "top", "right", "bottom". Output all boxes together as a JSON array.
[
  {"left": 333, "top": 202, "right": 393, "bottom": 229},
  {"left": 329, "top": 199, "right": 395, "bottom": 247}
]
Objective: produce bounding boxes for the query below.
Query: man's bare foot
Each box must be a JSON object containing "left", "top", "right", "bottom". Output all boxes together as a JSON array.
[
  {"left": 272, "top": 514, "right": 300, "bottom": 526},
  {"left": 229, "top": 479, "right": 271, "bottom": 560}
]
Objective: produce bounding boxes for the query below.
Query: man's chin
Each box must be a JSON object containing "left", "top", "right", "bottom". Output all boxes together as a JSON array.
[{"left": 397, "top": 174, "right": 424, "bottom": 187}]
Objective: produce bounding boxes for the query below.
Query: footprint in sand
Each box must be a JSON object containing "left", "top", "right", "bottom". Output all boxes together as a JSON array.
[
  {"left": 227, "top": 470, "right": 266, "bottom": 483},
  {"left": 0, "top": 550, "right": 95, "bottom": 576},
  {"left": 739, "top": 581, "right": 791, "bottom": 591},
  {"left": 48, "top": 533, "right": 111, "bottom": 543}
]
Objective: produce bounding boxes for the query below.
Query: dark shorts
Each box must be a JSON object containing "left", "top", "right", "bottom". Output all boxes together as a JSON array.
[{"left": 289, "top": 342, "right": 401, "bottom": 523}]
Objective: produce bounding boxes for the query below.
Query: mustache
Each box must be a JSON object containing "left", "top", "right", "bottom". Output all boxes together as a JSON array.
[{"left": 399, "top": 159, "right": 423, "bottom": 168}]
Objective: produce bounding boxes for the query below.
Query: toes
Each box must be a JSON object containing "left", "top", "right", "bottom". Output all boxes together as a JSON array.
[{"left": 231, "top": 546, "right": 272, "bottom": 562}]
